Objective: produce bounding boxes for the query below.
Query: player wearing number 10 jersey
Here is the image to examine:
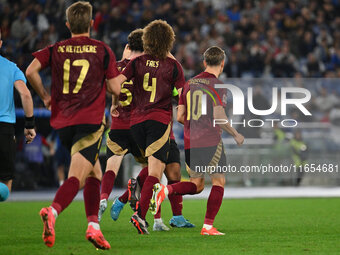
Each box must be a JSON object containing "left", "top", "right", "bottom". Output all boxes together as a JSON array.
[
  {"left": 26, "top": 1, "right": 120, "bottom": 250},
  {"left": 112, "top": 20, "right": 186, "bottom": 234},
  {"left": 150, "top": 46, "right": 245, "bottom": 235}
]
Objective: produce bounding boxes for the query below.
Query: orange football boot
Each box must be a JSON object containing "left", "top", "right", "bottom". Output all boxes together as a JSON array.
[
  {"left": 85, "top": 225, "right": 111, "bottom": 250},
  {"left": 150, "top": 183, "right": 167, "bottom": 215},
  {"left": 39, "top": 207, "right": 56, "bottom": 247},
  {"left": 200, "top": 227, "right": 225, "bottom": 236}
]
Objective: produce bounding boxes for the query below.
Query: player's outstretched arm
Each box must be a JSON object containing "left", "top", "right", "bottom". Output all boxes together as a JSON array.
[
  {"left": 106, "top": 74, "right": 125, "bottom": 96},
  {"left": 213, "top": 105, "right": 244, "bottom": 146},
  {"left": 26, "top": 59, "right": 51, "bottom": 110},
  {"left": 177, "top": 105, "right": 185, "bottom": 125},
  {"left": 14, "top": 80, "right": 36, "bottom": 144}
]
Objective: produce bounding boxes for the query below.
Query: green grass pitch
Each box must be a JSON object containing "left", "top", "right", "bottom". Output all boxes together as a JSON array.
[{"left": 0, "top": 198, "right": 339, "bottom": 255}]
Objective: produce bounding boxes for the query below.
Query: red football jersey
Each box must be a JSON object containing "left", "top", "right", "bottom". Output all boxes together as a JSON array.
[
  {"left": 111, "top": 59, "right": 132, "bottom": 130},
  {"left": 179, "top": 72, "right": 227, "bottom": 149},
  {"left": 33, "top": 36, "right": 119, "bottom": 129},
  {"left": 122, "top": 54, "right": 185, "bottom": 126}
]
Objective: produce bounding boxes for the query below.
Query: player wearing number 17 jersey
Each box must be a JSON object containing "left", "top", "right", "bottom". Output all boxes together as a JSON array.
[
  {"left": 26, "top": 1, "right": 120, "bottom": 250},
  {"left": 112, "top": 20, "right": 186, "bottom": 234}
]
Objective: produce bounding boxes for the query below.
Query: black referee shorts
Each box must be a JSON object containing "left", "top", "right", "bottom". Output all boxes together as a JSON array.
[{"left": 0, "top": 123, "right": 16, "bottom": 181}]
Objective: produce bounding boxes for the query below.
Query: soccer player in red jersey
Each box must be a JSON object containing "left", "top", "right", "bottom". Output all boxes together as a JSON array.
[
  {"left": 100, "top": 28, "right": 194, "bottom": 231},
  {"left": 151, "top": 125, "right": 195, "bottom": 230},
  {"left": 112, "top": 113, "right": 195, "bottom": 231},
  {"left": 151, "top": 46, "right": 244, "bottom": 235},
  {"left": 111, "top": 20, "right": 185, "bottom": 234},
  {"left": 97, "top": 28, "right": 147, "bottom": 221},
  {"left": 25, "top": 1, "right": 120, "bottom": 249}
]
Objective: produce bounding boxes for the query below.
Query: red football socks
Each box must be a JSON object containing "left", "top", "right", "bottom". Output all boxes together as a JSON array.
[
  {"left": 84, "top": 177, "right": 101, "bottom": 223},
  {"left": 100, "top": 170, "right": 116, "bottom": 200},
  {"left": 204, "top": 185, "right": 224, "bottom": 225},
  {"left": 118, "top": 167, "right": 148, "bottom": 203},
  {"left": 154, "top": 205, "right": 161, "bottom": 219},
  {"left": 167, "top": 181, "right": 197, "bottom": 195},
  {"left": 118, "top": 190, "right": 129, "bottom": 203},
  {"left": 167, "top": 180, "right": 183, "bottom": 216},
  {"left": 139, "top": 175, "right": 159, "bottom": 219},
  {"left": 51, "top": 176, "right": 79, "bottom": 215}
]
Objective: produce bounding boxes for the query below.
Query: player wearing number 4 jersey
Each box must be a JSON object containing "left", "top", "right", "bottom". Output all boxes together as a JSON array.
[
  {"left": 150, "top": 46, "right": 245, "bottom": 235},
  {"left": 98, "top": 29, "right": 193, "bottom": 230},
  {"left": 112, "top": 20, "right": 185, "bottom": 234},
  {"left": 26, "top": 1, "right": 120, "bottom": 250}
]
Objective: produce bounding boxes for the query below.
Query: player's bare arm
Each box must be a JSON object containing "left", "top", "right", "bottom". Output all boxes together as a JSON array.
[
  {"left": 177, "top": 87, "right": 182, "bottom": 99},
  {"left": 213, "top": 105, "right": 244, "bottom": 146},
  {"left": 177, "top": 104, "right": 185, "bottom": 124},
  {"left": 110, "top": 94, "right": 119, "bottom": 117},
  {"left": 26, "top": 58, "right": 51, "bottom": 110},
  {"left": 107, "top": 74, "right": 125, "bottom": 96},
  {"left": 14, "top": 80, "right": 36, "bottom": 144}
]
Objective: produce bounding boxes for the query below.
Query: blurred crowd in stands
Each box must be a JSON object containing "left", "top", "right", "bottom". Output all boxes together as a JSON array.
[
  {"left": 1, "top": 0, "right": 339, "bottom": 188},
  {"left": 1, "top": 0, "right": 340, "bottom": 78},
  {"left": 1, "top": 0, "right": 340, "bottom": 126},
  {"left": 1, "top": 0, "right": 340, "bottom": 113}
]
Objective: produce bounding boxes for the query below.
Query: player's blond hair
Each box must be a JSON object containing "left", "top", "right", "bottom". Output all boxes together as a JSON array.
[
  {"left": 142, "top": 20, "right": 175, "bottom": 60},
  {"left": 204, "top": 46, "right": 226, "bottom": 66},
  {"left": 66, "top": 1, "right": 92, "bottom": 34}
]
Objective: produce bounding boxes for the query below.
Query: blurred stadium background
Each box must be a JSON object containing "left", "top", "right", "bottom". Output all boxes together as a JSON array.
[{"left": 1, "top": 0, "right": 340, "bottom": 193}]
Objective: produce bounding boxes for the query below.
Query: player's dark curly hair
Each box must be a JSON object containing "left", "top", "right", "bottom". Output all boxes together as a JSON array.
[
  {"left": 142, "top": 20, "right": 175, "bottom": 60},
  {"left": 128, "top": 29, "right": 144, "bottom": 52}
]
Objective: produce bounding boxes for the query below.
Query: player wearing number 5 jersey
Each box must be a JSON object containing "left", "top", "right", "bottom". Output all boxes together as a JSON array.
[
  {"left": 111, "top": 20, "right": 186, "bottom": 234},
  {"left": 26, "top": 1, "right": 120, "bottom": 250},
  {"left": 98, "top": 29, "right": 147, "bottom": 221}
]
